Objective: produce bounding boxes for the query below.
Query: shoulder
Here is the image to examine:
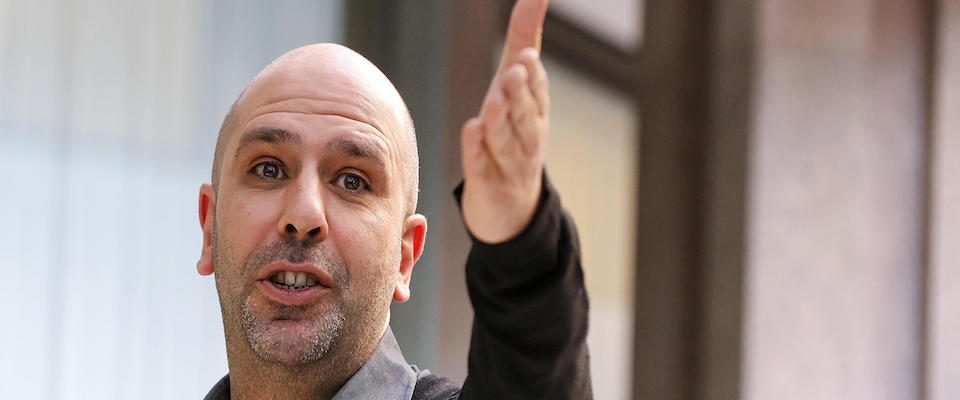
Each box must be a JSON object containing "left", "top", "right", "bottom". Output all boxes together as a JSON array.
[
  {"left": 203, "top": 374, "right": 231, "bottom": 400},
  {"left": 413, "top": 373, "right": 461, "bottom": 400}
]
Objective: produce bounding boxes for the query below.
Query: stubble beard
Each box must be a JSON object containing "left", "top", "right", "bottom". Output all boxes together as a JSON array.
[
  {"left": 212, "top": 224, "right": 394, "bottom": 368},
  {"left": 240, "top": 297, "right": 346, "bottom": 364}
]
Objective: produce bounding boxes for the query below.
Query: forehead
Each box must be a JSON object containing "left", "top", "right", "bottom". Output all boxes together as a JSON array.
[
  {"left": 225, "top": 46, "right": 409, "bottom": 165},
  {"left": 243, "top": 53, "right": 399, "bottom": 133}
]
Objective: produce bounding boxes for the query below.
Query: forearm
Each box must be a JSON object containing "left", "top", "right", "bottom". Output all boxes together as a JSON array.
[{"left": 456, "top": 173, "right": 592, "bottom": 399}]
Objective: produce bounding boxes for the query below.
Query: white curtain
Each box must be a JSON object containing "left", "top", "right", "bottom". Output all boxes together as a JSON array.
[{"left": 0, "top": 0, "right": 343, "bottom": 398}]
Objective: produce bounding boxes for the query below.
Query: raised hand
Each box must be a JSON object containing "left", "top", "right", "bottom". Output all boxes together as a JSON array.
[{"left": 460, "top": 0, "right": 551, "bottom": 244}]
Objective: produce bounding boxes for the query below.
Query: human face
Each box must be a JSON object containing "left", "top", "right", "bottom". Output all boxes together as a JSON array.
[{"left": 196, "top": 46, "right": 427, "bottom": 366}]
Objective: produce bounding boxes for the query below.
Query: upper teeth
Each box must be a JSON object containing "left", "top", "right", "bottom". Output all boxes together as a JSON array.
[{"left": 271, "top": 271, "right": 318, "bottom": 289}]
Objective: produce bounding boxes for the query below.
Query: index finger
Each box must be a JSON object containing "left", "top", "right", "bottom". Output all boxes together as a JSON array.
[{"left": 497, "top": 0, "right": 549, "bottom": 74}]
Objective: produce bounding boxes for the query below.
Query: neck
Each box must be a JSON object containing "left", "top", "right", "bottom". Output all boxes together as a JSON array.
[{"left": 223, "top": 321, "right": 389, "bottom": 400}]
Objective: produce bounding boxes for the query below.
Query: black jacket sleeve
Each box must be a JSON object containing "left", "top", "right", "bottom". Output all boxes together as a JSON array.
[{"left": 454, "top": 173, "right": 592, "bottom": 400}]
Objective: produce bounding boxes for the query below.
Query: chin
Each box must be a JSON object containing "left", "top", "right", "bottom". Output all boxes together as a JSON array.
[{"left": 240, "top": 298, "right": 346, "bottom": 365}]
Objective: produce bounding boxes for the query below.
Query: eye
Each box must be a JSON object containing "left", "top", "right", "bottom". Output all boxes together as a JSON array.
[
  {"left": 251, "top": 161, "right": 286, "bottom": 180},
  {"left": 334, "top": 173, "right": 369, "bottom": 192}
]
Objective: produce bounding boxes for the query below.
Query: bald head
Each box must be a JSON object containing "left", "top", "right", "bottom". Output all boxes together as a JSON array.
[{"left": 212, "top": 43, "right": 419, "bottom": 216}]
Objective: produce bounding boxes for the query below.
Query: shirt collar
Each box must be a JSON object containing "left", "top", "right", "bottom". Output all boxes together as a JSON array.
[{"left": 331, "top": 326, "right": 418, "bottom": 400}]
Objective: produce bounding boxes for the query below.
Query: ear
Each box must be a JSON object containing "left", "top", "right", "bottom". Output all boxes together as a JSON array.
[
  {"left": 197, "top": 183, "right": 216, "bottom": 276},
  {"left": 393, "top": 213, "right": 427, "bottom": 302}
]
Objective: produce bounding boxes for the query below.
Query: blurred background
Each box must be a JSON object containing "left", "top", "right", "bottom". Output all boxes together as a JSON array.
[{"left": 0, "top": 0, "right": 957, "bottom": 399}]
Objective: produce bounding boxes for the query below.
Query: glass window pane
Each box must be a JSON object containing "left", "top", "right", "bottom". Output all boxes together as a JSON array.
[{"left": 543, "top": 55, "right": 638, "bottom": 400}]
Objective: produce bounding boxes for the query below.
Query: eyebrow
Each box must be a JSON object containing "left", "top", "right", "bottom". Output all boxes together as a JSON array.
[
  {"left": 233, "top": 126, "right": 387, "bottom": 168},
  {"left": 327, "top": 136, "right": 387, "bottom": 167},
  {"left": 234, "top": 126, "right": 302, "bottom": 158}
]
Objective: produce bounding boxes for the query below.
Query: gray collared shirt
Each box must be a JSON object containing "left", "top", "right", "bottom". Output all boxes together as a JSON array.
[
  {"left": 333, "top": 328, "right": 419, "bottom": 399},
  {"left": 204, "top": 327, "right": 421, "bottom": 400}
]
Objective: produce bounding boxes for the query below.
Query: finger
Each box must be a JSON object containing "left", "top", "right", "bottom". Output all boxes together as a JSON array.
[
  {"left": 484, "top": 111, "right": 525, "bottom": 178},
  {"left": 502, "top": 64, "right": 543, "bottom": 157},
  {"left": 498, "top": 0, "right": 549, "bottom": 74},
  {"left": 481, "top": 88, "right": 525, "bottom": 176},
  {"left": 460, "top": 117, "right": 486, "bottom": 175},
  {"left": 479, "top": 74, "right": 507, "bottom": 122},
  {"left": 480, "top": 84, "right": 509, "bottom": 130},
  {"left": 517, "top": 47, "right": 550, "bottom": 116}
]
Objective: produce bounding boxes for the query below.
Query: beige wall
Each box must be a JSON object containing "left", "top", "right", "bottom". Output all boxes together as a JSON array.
[
  {"left": 743, "top": 1, "right": 928, "bottom": 399},
  {"left": 929, "top": 0, "right": 960, "bottom": 399}
]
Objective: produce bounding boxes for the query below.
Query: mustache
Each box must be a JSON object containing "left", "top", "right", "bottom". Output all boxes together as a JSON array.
[{"left": 243, "top": 236, "right": 348, "bottom": 282}]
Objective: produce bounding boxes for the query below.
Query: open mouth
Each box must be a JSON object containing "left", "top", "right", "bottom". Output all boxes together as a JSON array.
[{"left": 268, "top": 271, "right": 322, "bottom": 290}]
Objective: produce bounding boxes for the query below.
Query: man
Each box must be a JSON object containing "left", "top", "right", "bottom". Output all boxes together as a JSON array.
[{"left": 196, "top": 0, "right": 591, "bottom": 398}]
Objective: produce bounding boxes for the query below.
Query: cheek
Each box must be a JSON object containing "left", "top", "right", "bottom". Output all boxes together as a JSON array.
[
  {"left": 327, "top": 204, "right": 402, "bottom": 277},
  {"left": 216, "top": 192, "right": 282, "bottom": 265}
]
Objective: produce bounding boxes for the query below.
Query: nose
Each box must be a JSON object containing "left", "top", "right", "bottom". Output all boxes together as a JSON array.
[{"left": 278, "top": 175, "right": 328, "bottom": 243}]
